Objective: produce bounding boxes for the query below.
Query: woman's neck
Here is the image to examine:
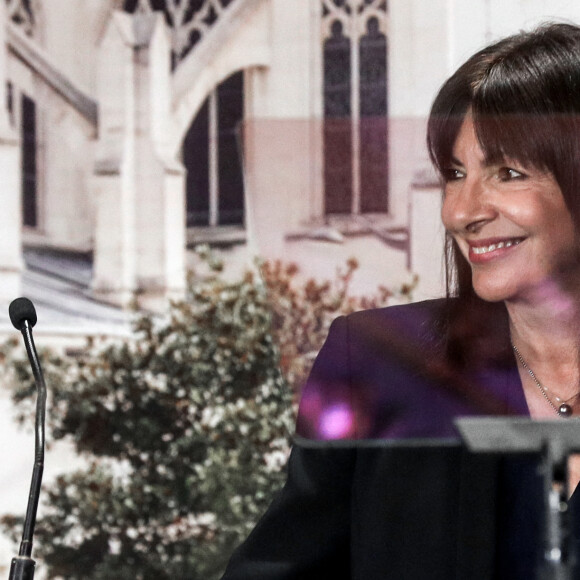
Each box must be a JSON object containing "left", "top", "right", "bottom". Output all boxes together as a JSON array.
[
  {"left": 506, "top": 279, "right": 580, "bottom": 361},
  {"left": 506, "top": 288, "right": 580, "bottom": 398}
]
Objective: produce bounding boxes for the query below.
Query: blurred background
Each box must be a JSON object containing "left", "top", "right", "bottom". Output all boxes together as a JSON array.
[{"left": 1, "top": 0, "right": 580, "bottom": 577}]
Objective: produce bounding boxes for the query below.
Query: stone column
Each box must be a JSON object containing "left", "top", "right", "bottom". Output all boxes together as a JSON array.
[
  {"left": 0, "top": 1, "right": 23, "bottom": 302},
  {"left": 92, "top": 11, "right": 185, "bottom": 309},
  {"left": 242, "top": 0, "right": 319, "bottom": 256}
]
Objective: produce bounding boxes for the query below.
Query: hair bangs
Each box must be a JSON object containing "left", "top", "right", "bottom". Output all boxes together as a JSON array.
[
  {"left": 471, "top": 111, "right": 555, "bottom": 172},
  {"left": 426, "top": 77, "right": 471, "bottom": 175},
  {"left": 470, "top": 30, "right": 580, "bottom": 175}
]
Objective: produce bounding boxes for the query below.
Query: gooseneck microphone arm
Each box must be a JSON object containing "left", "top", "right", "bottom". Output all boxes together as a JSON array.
[{"left": 8, "top": 298, "right": 47, "bottom": 580}]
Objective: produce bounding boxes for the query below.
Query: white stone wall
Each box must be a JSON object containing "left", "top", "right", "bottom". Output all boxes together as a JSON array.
[
  {"left": 7, "top": 1, "right": 101, "bottom": 253},
  {"left": 0, "top": 0, "right": 21, "bottom": 302}
]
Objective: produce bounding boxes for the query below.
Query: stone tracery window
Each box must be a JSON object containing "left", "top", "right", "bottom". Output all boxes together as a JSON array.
[
  {"left": 123, "top": 0, "right": 237, "bottom": 66},
  {"left": 322, "top": 0, "right": 389, "bottom": 215}
]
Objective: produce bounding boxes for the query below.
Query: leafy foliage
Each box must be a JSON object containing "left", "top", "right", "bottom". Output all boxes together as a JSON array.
[
  {"left": 261, "top": 257, "right": 415, "bottom": 398},
  {"left": 0, "top": 252, "right": 413, "bottom": 579}
]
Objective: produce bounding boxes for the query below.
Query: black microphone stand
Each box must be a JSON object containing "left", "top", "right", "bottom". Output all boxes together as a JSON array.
[{"left": 8, "top": 302, "right": 47, "bottom": 580}]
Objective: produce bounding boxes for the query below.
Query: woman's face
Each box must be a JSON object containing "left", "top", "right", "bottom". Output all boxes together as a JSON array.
[{"left": 441, "top": 115, "right": 576, "bottom": 304}]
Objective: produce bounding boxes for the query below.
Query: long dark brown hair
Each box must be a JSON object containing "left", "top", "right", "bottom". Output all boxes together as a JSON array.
[{"left": 426, "top": 23, "right": 580, "bottom": 367}]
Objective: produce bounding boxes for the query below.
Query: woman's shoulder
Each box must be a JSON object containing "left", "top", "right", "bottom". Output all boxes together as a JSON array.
[
  {"left": 342, "top": 297, "right": 450, "bottom": 342},
  {"left": 347, "top": 297, "right": 448, "bottom": 320}
]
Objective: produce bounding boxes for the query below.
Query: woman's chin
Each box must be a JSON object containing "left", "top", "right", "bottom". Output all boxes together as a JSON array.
[
  {"left": 469, "top": 272, "right": 515, "bottom": 302},
  {"left": 472, "top": 286, "right": 510, "bottom": 303},
  {"left": 471, "top": 276, "right": 530, "bottom": 303},
  {"left": 473, "top": 276, "right": 577, "bottom": 314}
]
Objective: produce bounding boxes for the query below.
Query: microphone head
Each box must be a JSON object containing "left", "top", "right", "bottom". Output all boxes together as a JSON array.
[{"left": 9, "top": 297, "right": 38, "bottom": 329}]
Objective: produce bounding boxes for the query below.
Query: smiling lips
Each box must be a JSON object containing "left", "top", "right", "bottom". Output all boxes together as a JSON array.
[{"left": 467, "top": 237, "right": 525, "bottom": 262}]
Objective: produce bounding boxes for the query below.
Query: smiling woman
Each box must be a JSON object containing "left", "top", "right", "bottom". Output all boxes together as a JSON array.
[
  {"left": 441, "top": 115, "right": 576, "bottom": 304},
  {"left": 221, "top": 23, "right": 580, "bottom": 580},
  {"left": 427, "top": 23, "right": 580, "bottom": 422}
]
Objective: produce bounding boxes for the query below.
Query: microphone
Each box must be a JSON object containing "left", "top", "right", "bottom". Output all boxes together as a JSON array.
[
  {"left": 7, "top": 298, "right": 47, "bottom": 580},
  {"left": 9, "top": 298, "right": 38, "bottom": 331}
]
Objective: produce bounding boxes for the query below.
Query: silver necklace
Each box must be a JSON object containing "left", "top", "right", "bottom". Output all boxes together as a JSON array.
[{"left": 512, "top": 343, "right": 576, "bottom": 418}]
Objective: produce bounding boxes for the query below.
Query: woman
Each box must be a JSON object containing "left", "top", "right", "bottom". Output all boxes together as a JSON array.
[{"left": 222, "top": 23, "right": 580, "bottom": 579}]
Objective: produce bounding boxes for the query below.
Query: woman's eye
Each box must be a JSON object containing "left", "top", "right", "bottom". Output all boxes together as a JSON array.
[
  {"left": 442, "top": 167, "right": 465, "bottom": 182},
  {"left": 498, "top": 167, "right": 524, "bottom": 181}
]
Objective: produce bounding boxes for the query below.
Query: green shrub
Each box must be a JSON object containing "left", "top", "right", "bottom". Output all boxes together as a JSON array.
[{"left": 1, "top": 253, "right": 413, "bottom": 579}]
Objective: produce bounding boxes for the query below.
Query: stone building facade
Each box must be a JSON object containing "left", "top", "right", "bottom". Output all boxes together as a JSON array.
[
  {"left": 4, "top": 0, "right": 580, "bottom": 574},
  {"left": 1, "top": 0, "right": 580, "bottom": 310}
]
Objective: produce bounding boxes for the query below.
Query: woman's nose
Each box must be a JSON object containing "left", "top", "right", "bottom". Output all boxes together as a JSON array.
[{"left": 441, "top": 178, "right": 497, "bottom": 234}]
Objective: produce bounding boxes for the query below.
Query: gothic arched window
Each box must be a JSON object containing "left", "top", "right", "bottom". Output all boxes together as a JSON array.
[
  {"left": 183, "top": 71, "right": 245, "bottom": 228},
  {"left": 323, "top": 20, "right": 352, "bottom": 214},
  {"left": 322, "top": 0, "right": 388, "bottom": 215},
  {"left": 359, "top": 16, "right": 388, "bottom": 212}
]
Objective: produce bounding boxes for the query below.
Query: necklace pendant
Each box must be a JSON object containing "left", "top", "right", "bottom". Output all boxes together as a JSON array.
[{"left": 559, "top": 403, "right": 573, "bottom": 417}]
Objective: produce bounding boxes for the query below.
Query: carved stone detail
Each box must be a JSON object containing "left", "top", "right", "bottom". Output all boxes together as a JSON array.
[
  {"left": 128, "top": 0, "right": 236, "bottom": 63},
  {"left": 321, "top": 0, "right": 387, "bottom": 39},
  {"left": 6, "top": 0, "right": 34, "bottom": 35}
]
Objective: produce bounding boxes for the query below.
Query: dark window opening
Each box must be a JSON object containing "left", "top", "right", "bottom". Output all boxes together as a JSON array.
[
  {"left": 6, "top": 81, "right": 14, "bottom": 126},
  {"left": 183, "top": 71, "right": 245, "bottom": 228},
  {"left": 217, "top": 72, "right": 244, "bottom": 225},
  {"left": 323, "top": 20, "right": 352, "bottom": 214},
  {"left": 359, "top": 17, "right": 388, "bottom": 212},
  {"left": 21, "top": 93, "right": 37, "bottom": 228},
  {"left": 184, "top": 99, "right": 209, "bottom": 226},
  {"left": 323, "top": 14, "right": 389, "bottom": 216}
]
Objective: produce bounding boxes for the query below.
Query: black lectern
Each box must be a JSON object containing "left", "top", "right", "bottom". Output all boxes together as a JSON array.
[{"left": 456, "top": 418, "right": 580, "bottom": 580}]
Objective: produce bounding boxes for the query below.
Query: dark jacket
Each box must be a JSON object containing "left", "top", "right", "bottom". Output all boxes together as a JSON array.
[{"left": 222, "top": 299, "right": 580, "bottom": 579}]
